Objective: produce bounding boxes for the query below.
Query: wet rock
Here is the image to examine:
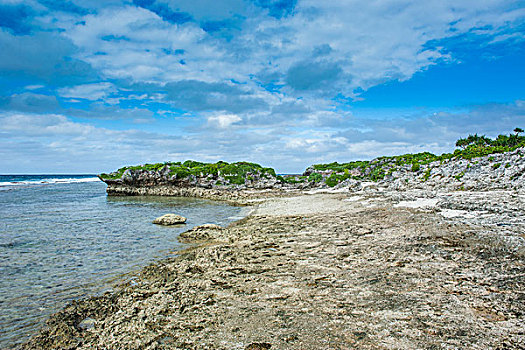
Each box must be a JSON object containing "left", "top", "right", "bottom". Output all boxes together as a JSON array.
[{"left": 152, "top": 214, "right": 187, "bottom": 225}]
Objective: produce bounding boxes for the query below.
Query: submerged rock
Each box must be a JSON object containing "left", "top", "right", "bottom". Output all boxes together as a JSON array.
[{"left": 152, "top": 214, "right": 187, "bottom": 225}]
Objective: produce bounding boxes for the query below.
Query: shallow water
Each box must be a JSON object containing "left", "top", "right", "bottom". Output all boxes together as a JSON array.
[{"left": 0, "top": 178, "right": 244, "bottom": 348}]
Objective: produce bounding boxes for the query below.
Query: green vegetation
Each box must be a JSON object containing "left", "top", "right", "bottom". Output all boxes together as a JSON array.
[
  {"left": 454, "top": 171, "right": 465, "bottom": 181},
  {"left": 325, "top": 173, "right": 348, "bottom": 187},
  {"left": 100, "top": 160, "right": 277, "bottom": 186},
  {"left": 310, "top": 129, "right": 524, "bottom": 186},
  {"left": 100, "top": 129, "right": 524, "bottom": 188},
  {"left": 282, "top": 175, "right": 308, "bottom": 184},
  {"left": 423, "top": 169, "right": 432, "bottom": 181},
  {"left": 313, "top": 160, "right": 369, "bottom": 172},
  {"left": 308, "top": 173, "right": 323, "bottom": 183}
]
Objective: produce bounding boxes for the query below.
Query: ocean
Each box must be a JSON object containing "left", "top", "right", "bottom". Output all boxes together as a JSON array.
[{"left": 0, "top": 175, "right": 245, "bottom": 348}]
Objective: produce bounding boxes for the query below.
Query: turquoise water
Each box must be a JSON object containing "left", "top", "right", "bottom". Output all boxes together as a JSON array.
[{"left": 0, "top": 177, "right": 244, "bottom": 348}]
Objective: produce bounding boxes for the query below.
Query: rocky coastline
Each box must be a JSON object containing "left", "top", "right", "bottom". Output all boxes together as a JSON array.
[
  {"left": 21, "top": 140, "right": 525, "bottom": 349},
  {"left": 99, "top": 147, "right": 525, "bottom": 201},
  {"left": 22, "top": 187, "right": 525, "bottom": 349}
]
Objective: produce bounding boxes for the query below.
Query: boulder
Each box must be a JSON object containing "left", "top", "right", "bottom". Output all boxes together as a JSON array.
[{"left": 153, "top": 214, "right": 187, "bottom": 225}]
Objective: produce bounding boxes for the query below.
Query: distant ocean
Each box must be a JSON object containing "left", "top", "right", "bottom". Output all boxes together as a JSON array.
[
  {"left": 0, "top": 175, "right": 244, "bottom": 348},
  {"left": 0, "top": 174, "right": 100, "bottom": 189}
]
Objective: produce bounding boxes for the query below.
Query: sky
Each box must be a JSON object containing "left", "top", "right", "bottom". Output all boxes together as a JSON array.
[{"left": 0, "top": 0, "right": 524, "bottom": 174}]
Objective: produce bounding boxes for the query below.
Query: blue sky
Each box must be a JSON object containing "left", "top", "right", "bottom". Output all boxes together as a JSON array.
[{"left": 0, "top": 0, "right": 524, "bottom": 173}]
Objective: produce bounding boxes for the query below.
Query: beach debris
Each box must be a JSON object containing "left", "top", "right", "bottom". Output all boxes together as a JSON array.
[{"left": 153, "top": 214, "right": 187, "bottom": 225}]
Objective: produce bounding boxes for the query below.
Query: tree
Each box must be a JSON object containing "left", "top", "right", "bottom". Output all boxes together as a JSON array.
[
  {"left": 455, "top": 138, "right": 469, "bottom": 149},
  {"left": 514, "top": 127, "right": 524, "bottom": 136}
]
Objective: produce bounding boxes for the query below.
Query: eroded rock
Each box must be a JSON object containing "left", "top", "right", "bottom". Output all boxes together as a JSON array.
[
  {"left": 178, "top": 224, "right": 223, "bottom": 243},
  {"left": 152, "top": 214, "right": 187, "bottom": 225}
]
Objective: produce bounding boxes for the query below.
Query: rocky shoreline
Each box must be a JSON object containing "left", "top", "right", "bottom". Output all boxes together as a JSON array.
[
  {"left": 104, "top": 184, "right": 300, "bottom": 205},
  {"left": 21, "top": 186, "right": 525, "bottom": 349},
  {"left": 19, "top": 142, "right": 525, "bottom": 349},
  {"left": 99, "top": 147, "right": 525, "bottom": 201}
]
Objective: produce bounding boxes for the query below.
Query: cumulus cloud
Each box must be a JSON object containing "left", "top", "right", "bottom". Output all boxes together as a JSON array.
[
  {"left": 1, "top": 100, "right": 524, "bottom": 173},
  {"left": 207, "top": 113, "right": 241, "bottom": 128},
  {"left": 0, "top": 92, "right": 60, "bottom": 113}
]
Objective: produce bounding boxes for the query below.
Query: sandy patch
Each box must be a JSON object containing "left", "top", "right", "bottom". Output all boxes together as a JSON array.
[
  {"left": 253, "top": 194, "right": 357, "bottom": 217},
  {"left": 394, "top": 198, "right": 439, "bottom": 209}
]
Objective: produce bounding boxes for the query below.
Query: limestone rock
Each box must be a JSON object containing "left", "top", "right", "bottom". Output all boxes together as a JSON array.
[
  {"left": 153, "top": 214, "right": 187, "bottom": 225},
  {"left": 178, "top": 224, "right": 222, "bottom": 243}
]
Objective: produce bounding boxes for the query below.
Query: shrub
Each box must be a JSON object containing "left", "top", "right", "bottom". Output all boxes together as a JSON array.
[
  {"left": 325, "top": 173, "right": 341, "bottom": 187},
  {"left": 308, "top": 173, "right": 323, "bottom": 183},
  {"left": 454, "top": 171, "right": 465, "bottom": 180},
  {"left": 101, "top": 160, "right": 278, "bottom": 186},
  {"left": 423, "top": 169, "right": 431, "bottom": 181}
]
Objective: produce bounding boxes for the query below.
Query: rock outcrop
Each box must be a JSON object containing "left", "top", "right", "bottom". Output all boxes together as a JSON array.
[
  {"left": 22, "top": 193, "right": 525, "bottom": 349},
  {"left": 99, "top": 161, "right": 287, "bottom": 200},
  {"left": 301, "top": 148, "right": 525, "bottom": 192},
  {"left": 98, "top": 147, "right": 525, "bottom": 198}
]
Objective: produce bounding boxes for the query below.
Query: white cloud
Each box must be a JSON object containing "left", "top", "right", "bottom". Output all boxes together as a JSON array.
[
  {"left": 24, "top": 84, "right": 45, "bottom": 90},
  {"left": 1, "top": 100, "right": 524, "bottom": 173},
  {"left": 58, "top": 82, "right": 117, "bottom": 101},
  {"left": 45, "top": 0, "right": 523, "bottom": 119},
  {"left": 206, "top": 113, "right": 242, "bottom": 128},
  {"left": 1, "top": 1, "right": 524, "bottom": 174}
]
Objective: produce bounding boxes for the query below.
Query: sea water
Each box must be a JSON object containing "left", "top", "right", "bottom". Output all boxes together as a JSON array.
[{"left": 0, "top": 176, "right": 244, "bottom": 348}]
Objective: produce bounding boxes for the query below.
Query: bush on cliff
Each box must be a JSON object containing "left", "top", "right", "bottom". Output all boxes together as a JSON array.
[{"left": 99, "top": 160, "right": 277, "bottom": 186}]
